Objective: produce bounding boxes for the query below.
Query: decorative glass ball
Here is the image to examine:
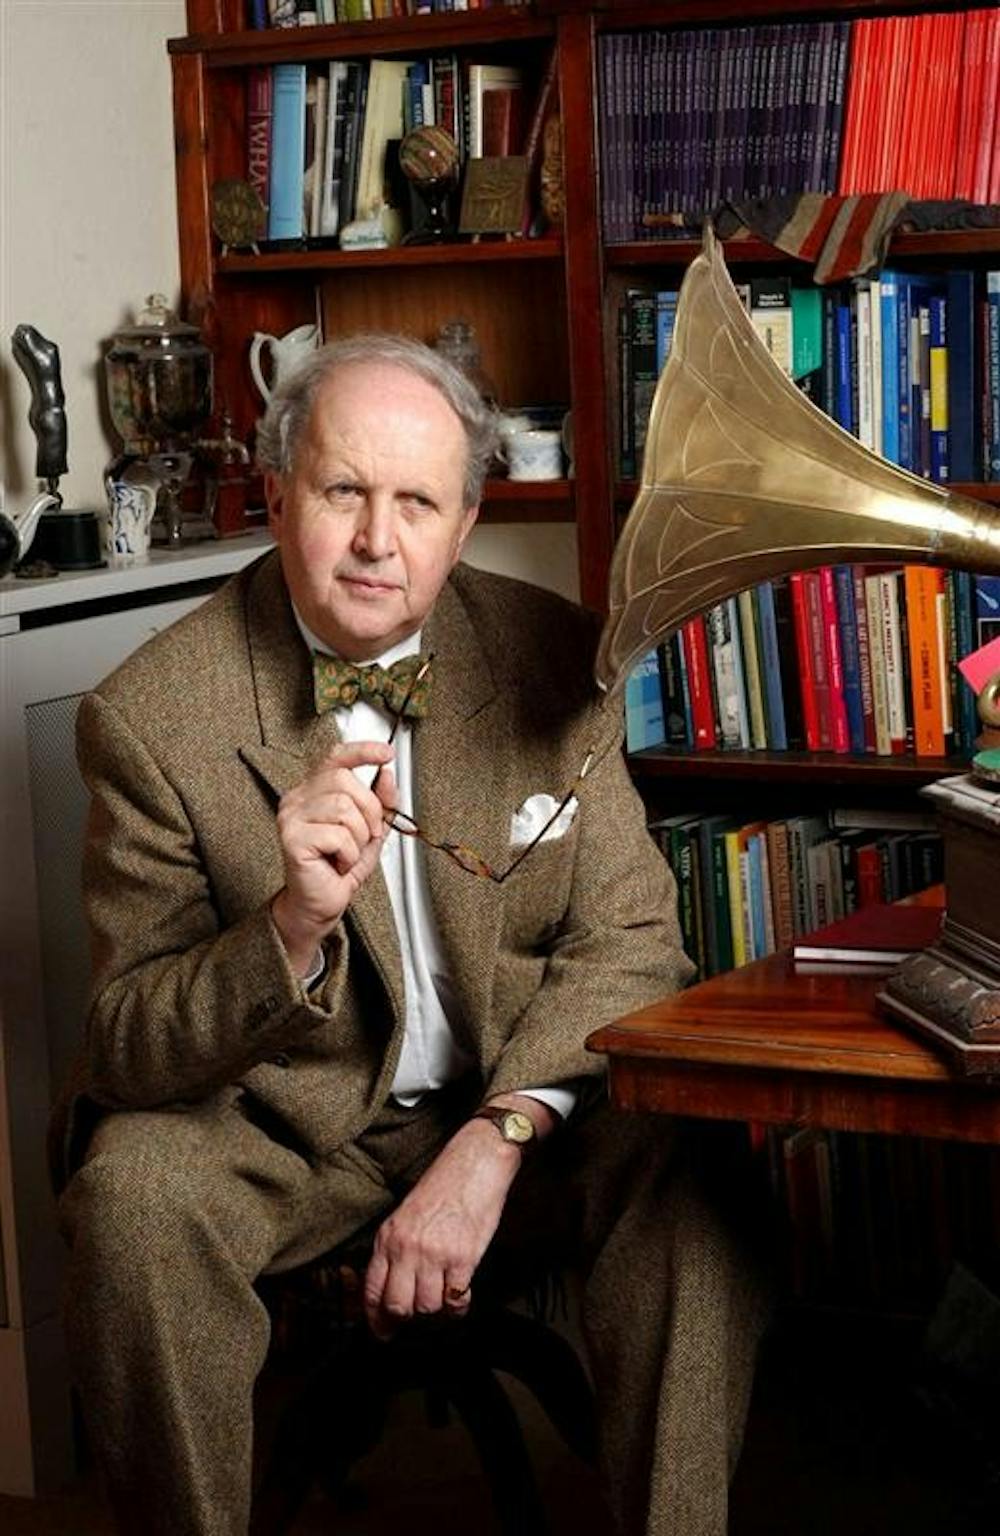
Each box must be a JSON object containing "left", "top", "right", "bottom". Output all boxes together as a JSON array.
[{"left": 399, "top": 126, "right": 460, "bottom": 189}]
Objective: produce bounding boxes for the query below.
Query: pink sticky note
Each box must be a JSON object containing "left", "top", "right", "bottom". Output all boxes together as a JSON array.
[{"left": 958, "top": 634, "right": 1000, "bottom": 695}]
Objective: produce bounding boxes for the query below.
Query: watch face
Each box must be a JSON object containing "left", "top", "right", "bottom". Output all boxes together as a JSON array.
[{"left": 502, "top": 1110, "right": 535, "bottom": 1145}]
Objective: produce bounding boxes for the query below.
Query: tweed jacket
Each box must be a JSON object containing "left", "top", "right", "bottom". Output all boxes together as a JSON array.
[{"left": 61, "top": 551, "right": 689, "bottom": 1176}]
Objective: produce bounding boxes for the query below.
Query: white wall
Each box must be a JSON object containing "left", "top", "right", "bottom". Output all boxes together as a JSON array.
[
  {"left": 0, "top": 0, "right": 579, "bottom": 601},
  {"left": 1, "top": 0, "right": 187, "bottom": 516}
]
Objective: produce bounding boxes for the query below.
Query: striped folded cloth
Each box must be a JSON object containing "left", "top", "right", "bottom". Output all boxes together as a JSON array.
[{"left": 713, "top": 193, "right": 1000, "bottom": 284}]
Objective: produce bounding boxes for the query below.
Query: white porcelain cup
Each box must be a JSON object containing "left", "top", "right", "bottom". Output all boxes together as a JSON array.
[
  {"left": 249, "top": 323, "right": 321, "bottom": 403},
  {"left": 104, "top": 481, "right": 157, "bottom": 562},
  {"left": 103, "top": 479, "right": 156, "bottom": 565},
  {"left": 505, "top": 426, "right": 564, "bottom": 481}
]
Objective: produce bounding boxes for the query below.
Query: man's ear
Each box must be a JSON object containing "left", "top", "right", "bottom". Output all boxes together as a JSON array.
[
  {"left": 264, "top": 471, "right": 284, "bottom": 537},
  {"left": 453, "top": 503, "right": 479, "bottom": 563}
]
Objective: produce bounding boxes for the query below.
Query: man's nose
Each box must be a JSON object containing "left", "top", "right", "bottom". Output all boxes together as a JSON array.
[{"left": 353, "top": 498, "right": 396, "bottom": 559}]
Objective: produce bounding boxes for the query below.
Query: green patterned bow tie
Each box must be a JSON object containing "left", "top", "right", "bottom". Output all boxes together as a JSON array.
[{"left": 312, "top": 651, "right": 433, "bottom": 719}]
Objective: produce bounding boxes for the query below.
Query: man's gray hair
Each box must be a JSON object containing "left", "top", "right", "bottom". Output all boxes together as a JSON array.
[{"left": 255, "top": 332, "right": 502, "bottom": 507}]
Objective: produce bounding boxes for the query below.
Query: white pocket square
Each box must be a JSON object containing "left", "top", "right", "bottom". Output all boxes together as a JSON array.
[{"left": 509, "top": 793, "right": 579, "bottom": 849}]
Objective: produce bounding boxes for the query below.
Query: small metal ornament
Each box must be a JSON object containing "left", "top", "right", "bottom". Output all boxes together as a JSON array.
[
  {"left": 210, "top": 179, "right": 267, "bottom": 256},
  {"left": 458, "top": 156, "right": 529, "bottom": 239}
]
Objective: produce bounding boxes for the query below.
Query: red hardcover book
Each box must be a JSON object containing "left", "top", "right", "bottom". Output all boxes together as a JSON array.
[
  {"left": 481, "top": 85, "right": 529, "bottom": 156},
  {"left": 974, "top": 7, "right": 1000, "bottom": 202},
  {"left": 875, "top": 15, "right": 908, "bottom": 192},
  {"left": 896, "top": 13, "right": 933, "bottom": 196},
  {"left": 954, "top": 9, "right": 987, "bottom": 200},
  {"left": 819, "top": 565, "right": 850, "bottom": 753},
  {"left": 855, "top": 840, "right": 884, "bottom": 907},
  {"left": 837, "top": 18, "right": 873, "bottom": 193},
  {"left": 789, "top": 572, "right": 822, "bottom": 751},
  {"left": 928, "top": 12, "right": 965, "bottom": 199},
  {"left": 792, "top": 898, "right": 943, "bottom": 962},
  {"left": 852, "top": 566, "right": 877, "bottom": 752},
  {"left": 803, "top": 570, "right": 833, "bottom": 749},
  {"left": 246, "top": 66, "right": 274, "bottom": 213},
  {"left": 988, "top": 11, "right": 1000, "bottom": 203},
  {"left": 861, "top": 14, "right": 895, "bottom": 191},
  {"left": 681, "top": 616, "right": 718, "bottom": 750}
]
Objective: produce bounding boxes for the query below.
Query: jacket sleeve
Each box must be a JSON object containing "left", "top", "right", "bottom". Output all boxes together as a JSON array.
[
  {"left": 481, "top": 702, "right": 695, "bottom": 1103},
  {"left": 74, "top": 691, "right": 339, "bottom": 1108}
]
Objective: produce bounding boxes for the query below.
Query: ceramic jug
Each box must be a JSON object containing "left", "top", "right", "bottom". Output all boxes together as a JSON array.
[{"left": 249, "top": 323, "right": 321, "bottom": 404}]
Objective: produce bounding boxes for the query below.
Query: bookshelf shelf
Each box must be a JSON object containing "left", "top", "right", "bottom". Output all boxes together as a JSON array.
[
  {"left": 606, "top": 227, "right": 1000, "bottom": 272},
  {"left": 629, "top": 747, "right": 971, "bottom": 787},
  {"left": 172, "top": 10, "right": 553, "bottom": 67},
  {"left": 217, "top": 236, "right": 563, "bottom": 276},
  {"left": 481, "top": 478, "right": 575, "bottom": 521}
]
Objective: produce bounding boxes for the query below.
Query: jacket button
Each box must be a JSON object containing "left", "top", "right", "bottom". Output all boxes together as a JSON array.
[{"left": 270, "top": 1052, "right": 291, "bottom": 1068}]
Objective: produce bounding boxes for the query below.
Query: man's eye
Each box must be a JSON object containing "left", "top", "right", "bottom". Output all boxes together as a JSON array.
[{"left": 326, "top": 482, "right": 360, "bottom": 500}]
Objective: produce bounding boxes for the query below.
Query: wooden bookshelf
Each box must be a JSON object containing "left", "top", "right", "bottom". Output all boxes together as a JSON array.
[{"left": 171, "top": 0, "right": 1000, "bottom": 777}]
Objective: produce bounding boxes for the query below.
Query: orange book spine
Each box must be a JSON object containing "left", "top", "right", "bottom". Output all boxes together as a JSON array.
[{"left": 903, "top": 565, "right": 946, "bottom": 756}]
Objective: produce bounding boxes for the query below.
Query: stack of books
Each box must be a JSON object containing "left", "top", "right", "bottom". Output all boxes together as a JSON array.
[
  {"left": 625, "top": 565, "right": 1000, "bottom": 762},
  {"left": 645, "top": 806, "right": 943, "bottom": 981},
  {"left": 598, "top": 7, "right": 1000, "bottom": 242}
]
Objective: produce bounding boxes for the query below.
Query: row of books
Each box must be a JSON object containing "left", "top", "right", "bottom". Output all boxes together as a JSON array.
[
  {"left": 598, "top": 8, "right": 1000, "bottom": 241},
  {"left": 247, "top": 0, "right": 519, "bottom": 24},
  {"left": 625, "top": 566, "right": 1000, "bottom": 761},
  {"left": 247, "top": 54, "right": 541, "bottom": 243},
  {"left": 618, "top": 266, "right": 1000, "bottom": 487},
  {"left": 764, "top": 1124, "right": 1000, "bottom": 1306},
  {"left": 648, "top": 807, "right": 943, "bottom": 981}
]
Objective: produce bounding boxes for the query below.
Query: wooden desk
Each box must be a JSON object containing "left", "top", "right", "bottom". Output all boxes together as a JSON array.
[{"left": 587, "top": 892, "right": 1000, "bottom": 1145}]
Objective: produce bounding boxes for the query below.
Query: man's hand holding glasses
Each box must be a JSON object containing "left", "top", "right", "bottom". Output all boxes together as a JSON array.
[{"left": 270, "top": 736, "right": 399, "bottom": 977}]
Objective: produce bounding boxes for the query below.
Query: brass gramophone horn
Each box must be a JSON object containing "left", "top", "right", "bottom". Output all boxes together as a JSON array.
[{"left": 596, "top": 226, "right": 1000, "bottom": 694}]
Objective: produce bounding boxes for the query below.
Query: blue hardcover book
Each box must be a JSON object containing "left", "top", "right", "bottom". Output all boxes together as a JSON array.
[
  {"left": 946, "top": 270, "right": 976, "bottom": 482},
  {"left": 985, "top": 272, "right": 1000, "bottom": 481},
  {"left": 880, "top": 271, "right": 901, "bottom": 465},
  {"left": 953, "top": 569, "right": 978, "bottom": 752},
  {"left": 895, "top": 274, "right": 915, "bottom": 471},
  {"left": 928, "top": 292, "right": 948, "bottom": 485},
  {"left": 821, "top": 289, "right": 838, "bottom": 420},
  {"left": 267, "top": 63, "right": 307, "bottom": 241},
  {"left": 675, "top": 621, "right": 695, "bottom": 747},
  {"left": 821, "top": 20, "right": 850, "bottom": 192},
  {"left": 657, "top": 633, "right": 690, "bottom": 746},
  {"left": 755, "top": 581, "right": 788, "bottom": 750},
  {"left": 747, "top": 831, "right": 766, "bottom": 961},
  {"left": 655, "top": 290, "right": 679, "bottom": 373},
  {"left": 404, "top": 60, "right": 429, "bottom": 134},
  {"left": 975, "top": 575, "right": 1000, "bottom": 646},
  {"left": 833, "top": 292, "right": 853, "bottom": 431},
  {"left": 625, "top": 650, "right": 666, "bottom": 752},
  {"left": 248, "top": 0, "right": 268, "bottom": 26},
  {"left": 833, "top": 564, "right": 865, "bottom": 754}
]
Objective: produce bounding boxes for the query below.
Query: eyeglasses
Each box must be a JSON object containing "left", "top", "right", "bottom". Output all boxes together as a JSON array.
[{"left": 373, "top": 653, "right": 595, "bottom": 884}]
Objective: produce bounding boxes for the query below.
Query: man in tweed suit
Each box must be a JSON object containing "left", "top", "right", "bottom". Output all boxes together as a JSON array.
[{"left": 57, "top": 335, "right": 769, "bottom": 1535}]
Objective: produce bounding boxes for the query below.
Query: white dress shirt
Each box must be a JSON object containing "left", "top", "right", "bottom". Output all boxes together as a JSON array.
[{"left": 294, "top": 613, "right": 575, "bottom": 1119}]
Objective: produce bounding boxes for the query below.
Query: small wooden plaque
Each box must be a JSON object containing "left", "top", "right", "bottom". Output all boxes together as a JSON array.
[{"left": 459, "top": 157, "right": 529, "bottom": 236}]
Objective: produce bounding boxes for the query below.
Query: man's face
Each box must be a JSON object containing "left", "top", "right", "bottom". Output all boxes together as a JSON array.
[{"left": 266, "top": 360, "right": 479, "bottom": 660}]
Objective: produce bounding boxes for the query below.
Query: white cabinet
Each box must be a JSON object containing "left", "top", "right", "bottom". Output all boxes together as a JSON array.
[{"left": 0, "top": 536, "right": 270, "bottom": 1495}]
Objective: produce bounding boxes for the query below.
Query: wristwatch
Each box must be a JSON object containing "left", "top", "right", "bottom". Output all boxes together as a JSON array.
[{"left": 472, "top": 1104, "right": 537, "bottom": 1152}]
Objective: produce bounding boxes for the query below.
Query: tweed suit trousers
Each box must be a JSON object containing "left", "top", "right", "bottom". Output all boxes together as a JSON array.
[{"left": 60, "top": 1090, "right": 770, "bottom": 1536}]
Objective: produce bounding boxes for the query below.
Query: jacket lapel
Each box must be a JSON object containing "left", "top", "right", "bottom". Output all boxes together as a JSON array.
[
  {"left": 238, "top": 553, "right": 405, "bottom": 1020},
  {"left": 416, "top": 577, "right": 509, "bottom": 1036}
]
